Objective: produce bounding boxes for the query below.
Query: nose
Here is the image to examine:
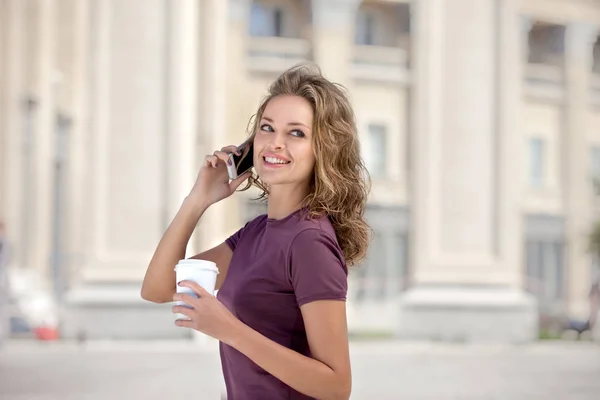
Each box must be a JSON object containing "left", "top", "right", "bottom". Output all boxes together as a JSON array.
[{"left": 269, "top": 131, "right": 287, "bottom": 150}]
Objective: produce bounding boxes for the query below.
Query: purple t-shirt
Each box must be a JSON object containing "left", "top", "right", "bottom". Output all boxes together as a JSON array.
[{"left": 216, "top": 208, "right": 348, "bottom": 399}]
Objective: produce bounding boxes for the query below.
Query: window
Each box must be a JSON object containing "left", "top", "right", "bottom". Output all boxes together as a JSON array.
[
  {"left": 249, "top": 3, "right": 284, "bottom": 37},
  {"left": 591, "top": 257, "right": 600, "bottom": 286},
  {"left": 352, "top": 231, "right": 408, "bottom": 302},
  {"left": 528, "top": 23, "right": 565, "bottom": 65},
  {"left": 364, "top": 124, "right": 387, "bottom": 179},
  {"left": 525, "top": 240, "right": 564, "bottom": 309},
  {"left": 591, "top": 146, "right": 600, "bottom": 179},
  {"left": 529, "top": 137, "right": 545, "bottom": 188},
  {"left": 349, "top": 206, "right": 409, "bottom": 304},
  {"left": 590, "top": 146, "right": 600, "bottom": 195},
  {"left": 355, "top": 10, "right": 375, "bottom": 45},
  {"left": 390, "top": 232, "right": 409, "bottom": 291}
]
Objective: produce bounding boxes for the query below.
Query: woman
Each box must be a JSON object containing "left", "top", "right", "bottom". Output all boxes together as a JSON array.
[{"left": 141, "top": 65, "right": 371, "bottom": 400}]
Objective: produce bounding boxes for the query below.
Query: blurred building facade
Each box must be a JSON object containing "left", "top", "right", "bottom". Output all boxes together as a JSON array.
[{"left": 1, "top": 0, "right": 600, "bottom": 341}]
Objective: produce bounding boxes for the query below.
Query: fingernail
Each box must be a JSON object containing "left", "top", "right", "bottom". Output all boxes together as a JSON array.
[
  {"left": 228, "top": 159, "right": 232, "bottom": 166},
  {"left": 236, "top": 151, "right": 241, "bottom": 155}
]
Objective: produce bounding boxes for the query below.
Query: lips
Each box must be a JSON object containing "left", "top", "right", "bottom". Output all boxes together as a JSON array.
[
  {"left": 264, "top": 156, "right": 290, "bottom": 165},
  {"left": 262, "top": 152, "right": 291, "bottom": 166}
]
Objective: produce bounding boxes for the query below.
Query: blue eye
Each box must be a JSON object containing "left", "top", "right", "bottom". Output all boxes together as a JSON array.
[
  {"left": 291, "top": 129, "right": 305, "bottom": 138},
  {"left": 260, "top": 124, "right": 274, "bottom": 132}
]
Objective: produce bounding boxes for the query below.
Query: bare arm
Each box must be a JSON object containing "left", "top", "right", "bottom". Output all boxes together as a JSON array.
[
  {"left": 141, "top": 197, "right": 234, "bottom": 303},
  {"left": 142, "top": 232, "right": 232, "bottom": 303},
  {"left": 229, "top": 300, "right": 351, "bottom": 400},
  {"left": 141, "top": 145, "right": 250, "bottom": 304},
  {"left": 141, "top": 197, "right": 210, "bottom": 303},
  {"left": 189, "top": 242, "right": 233, "bottom": 291},
  {"left": 173, "top": 286, "right": 352, "bottom": 399}
]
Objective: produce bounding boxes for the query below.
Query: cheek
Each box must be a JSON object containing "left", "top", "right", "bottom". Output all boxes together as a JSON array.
[
  {"left": 307, "top": 151, "right": 316, "bottom": 171},
  {"left": 252, "top": 134, "right": 263, "bottom": 149},
  {"left": 252, "top": 136, "right": 264, "bottom": 161},
  {"left": 297, "top": 144, "right": 316, "bottom": 170}
]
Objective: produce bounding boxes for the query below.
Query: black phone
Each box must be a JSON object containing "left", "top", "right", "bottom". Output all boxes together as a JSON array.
[{"left": 227, "top": 139, "right": 254, "bottom": 180}]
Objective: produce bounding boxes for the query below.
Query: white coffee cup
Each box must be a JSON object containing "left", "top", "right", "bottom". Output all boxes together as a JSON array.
[{"left": 174, "top": 259, "right": 219, "bottom": 320}]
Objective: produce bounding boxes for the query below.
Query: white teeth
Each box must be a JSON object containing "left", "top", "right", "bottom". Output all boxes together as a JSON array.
[{"left": 265, "top": 156, "right": 289, "bottom": 164}]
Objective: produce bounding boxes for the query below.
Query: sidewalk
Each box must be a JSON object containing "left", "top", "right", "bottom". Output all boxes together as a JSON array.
[{"left": 1, "top": 339, "right": 599, "bottom": 399}]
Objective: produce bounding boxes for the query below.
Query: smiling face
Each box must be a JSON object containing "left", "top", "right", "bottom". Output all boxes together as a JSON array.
[
  {"left": 253, "top": 95, "right": 316, "bottom": 190},
  {"left": 238, "top": 65, "right": 371, "bottom": 266}
]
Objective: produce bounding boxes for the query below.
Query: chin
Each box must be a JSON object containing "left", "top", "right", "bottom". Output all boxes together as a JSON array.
[
  {"left": 257, "top": 175, "right": 286, "bottom": 186},
  {"left": 255, "top": 165, "right": 311, "bottom": 188},
  {"left": 256, "top": 172, "right": 295, "bottom": 187}
]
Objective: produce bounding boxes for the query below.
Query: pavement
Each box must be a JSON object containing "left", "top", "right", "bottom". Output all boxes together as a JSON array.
[{"left": 0, "top": 338, "right": 599, "bottom": 400}]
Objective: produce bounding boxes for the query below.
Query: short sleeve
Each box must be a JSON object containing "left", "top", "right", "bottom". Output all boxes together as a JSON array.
[
  {"left": 288, "top": 229, "right": 348, "bottom": 307},
  {"left": 225, "top": 221, "right": 250, "bottom": 251}
]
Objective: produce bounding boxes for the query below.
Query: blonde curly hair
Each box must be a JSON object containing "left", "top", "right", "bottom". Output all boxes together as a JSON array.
[{"left": 240, "top": 64, "right": 372, "bottom": 266}]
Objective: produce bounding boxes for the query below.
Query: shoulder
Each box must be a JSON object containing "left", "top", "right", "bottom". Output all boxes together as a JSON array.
[
  {"left": 288, "top": 215, "right": 347, "bottom": 272},
  {"left": 225, "top": 213, "right": 268, "bottom": 251},
  {"left": 237, "top": 213, "right": 269, "bottom": 240},
  {"left": 290, "top": 226, "right": 338, "bottom": 253},
  {"left": 288, "top": 212, "right": 338, "bottom": 242},
  {"left": 286, "top": 217, "right": 348, "bottom": 305},
  {"left": 237, "top": 213, "right": 269, "bottom": 237},
  {"left": 244, "top": 213, "right": 269, "bottom": 230}
]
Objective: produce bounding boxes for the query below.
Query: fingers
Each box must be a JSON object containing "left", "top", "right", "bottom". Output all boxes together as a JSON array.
[
  {"left": 203, "top": 145, "right": 241, "bottom": 169},
  {"left": 178, "top": 280, "right": 211, "bottom": 297},
  {"left": 221, "top": 145, "right": 241, "bottom": 156},
  {"left": 204, "top": 154, "right": 220, "bottom": 168},
  {"left": 213, "top": 150, "right": 232, "bottom": 166},
  {"left": 229, "top": 170, "right": 252, "bottom": 191},
  {"left": 173, "top": 292, "right": 198, "bottom": 305},
  {"left": 172, "top": 305, "right": 194, "bottom": 318},
  {"left": 174, "top": 318, "right": 194, "bottom": 328}
]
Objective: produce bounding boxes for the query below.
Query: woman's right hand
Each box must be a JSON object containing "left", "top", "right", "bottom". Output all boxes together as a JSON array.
[{"left": 188, "top": 145, "right": 253, "bottom": 208}]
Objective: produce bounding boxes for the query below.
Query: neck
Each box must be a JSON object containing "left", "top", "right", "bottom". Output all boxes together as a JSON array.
[{"left": 266, "top": 183, "right": 310, "bottom": 220}]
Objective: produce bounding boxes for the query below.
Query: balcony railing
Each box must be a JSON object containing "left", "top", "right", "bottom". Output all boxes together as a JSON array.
[
  {"left": 524, "top": 62, "right": 564, "bottom": 102},
  {"left": 246, "top": 37, "right": 311, "bottom": 73},
  {"left": 525, "top": 63, "right": 563, "bottom": 83},
  {"left": 351, "top": 45, "right": 410, "bottom": 84}
]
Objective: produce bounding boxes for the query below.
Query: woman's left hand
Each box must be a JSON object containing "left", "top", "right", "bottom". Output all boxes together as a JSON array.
[{"left": 173, "top": 280, "right": 242, "bottom": 346}]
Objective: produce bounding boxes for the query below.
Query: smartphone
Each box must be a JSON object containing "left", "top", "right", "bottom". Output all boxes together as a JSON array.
[{"left": 227, "top": 139, "right": 254, "bottom": 180}]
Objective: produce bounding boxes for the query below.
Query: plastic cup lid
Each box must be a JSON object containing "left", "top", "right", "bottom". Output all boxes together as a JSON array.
[{"left": 174, "top": 260, "right": 219, "bottom": 273}]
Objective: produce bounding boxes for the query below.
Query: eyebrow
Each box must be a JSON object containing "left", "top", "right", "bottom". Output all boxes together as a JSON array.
[{"left": 261, "top": 116, "right": 310, "bottom": 130}]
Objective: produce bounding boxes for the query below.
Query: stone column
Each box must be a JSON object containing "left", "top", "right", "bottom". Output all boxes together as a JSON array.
[
  {"left": 563, "top": 23, "right": 599, "bottom": 321},
  {"left": 64, "top": 0, "right": 193, "bottom": 339},
  {"left": 195, "top": 0, "right": 231, "bottom": 251},
  {"left": 498, "top": 8, "right": 533, "bottom": 289},
  {"left": 165, "top": 0, "right": 200, "bottom": 256},
  {"left": 0, "top": 1, "right": 5, "bottom": 215},
  {"left": 400, "top": 0, "right": 537, "bottom": 343},
  {"left": 225, "top": 0, "right": 252, "bottom": 146},
  {"left": 311, "top": 0, "right": 360, "bottom": 85},
  {"left": 217, "top": 0, "right": 254, "bottom": 238},
  {"left": 168, "top": 0, "right": 208, "bottom": 345},
  {"left": 63, "top": 0, "right": 90, "bottom": 288},
  {"left": 1, "top": 0, "right": 25, "bottom": 269},
  {"left": 30, "top": 0, "right": 57, "bottom": 288}
]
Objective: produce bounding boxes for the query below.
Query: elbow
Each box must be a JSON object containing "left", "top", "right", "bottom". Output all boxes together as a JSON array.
[
  {"left": 324, "top": 391, "right": 350, "bottom": 400},
  {"left": 329, "top": 391, "right": 350, "bottom": 400},
  {"left": 336, "top": 385, "right": 351, "bottom": 400},
  {"left": 140, "top": 286, "right": 170, "bottom": 304},
  {"left": 324, "top": 378, "right": 351, "bottom": 400},
  {"left": 140, "top": 287, "right": 156, "bottom": 303}
]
